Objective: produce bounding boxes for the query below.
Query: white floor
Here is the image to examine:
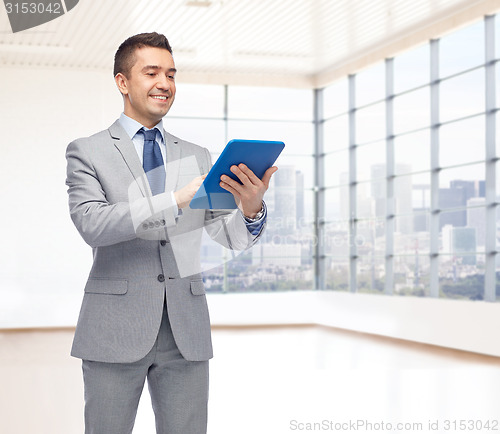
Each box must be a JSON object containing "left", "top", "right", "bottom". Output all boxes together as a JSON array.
[
  {"left": 2, "top": 325, "right": 500, "bottom": 434},
  {"left": 134, "top": 326, "right": 500, "bottom": 434}
]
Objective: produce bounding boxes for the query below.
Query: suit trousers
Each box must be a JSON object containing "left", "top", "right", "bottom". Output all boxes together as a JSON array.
[{"left": 82, "top": 300, "right": 209, "bottom": 434}]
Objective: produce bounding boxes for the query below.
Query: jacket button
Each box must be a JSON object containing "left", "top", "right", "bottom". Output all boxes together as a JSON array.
[
  {"left": 160, "top": 240, "right": 167, "bottom": 246},
  {"left": 158, "top": 274, "right": 165, "bottom": 282}
]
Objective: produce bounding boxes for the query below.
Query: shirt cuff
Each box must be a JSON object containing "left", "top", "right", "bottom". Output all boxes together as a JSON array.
[
  {"left": 242, "top": 202, "right": 267, "bottom": 236},
  {"left": 171, "top": 191, "right": 182, "bottom": 217}
]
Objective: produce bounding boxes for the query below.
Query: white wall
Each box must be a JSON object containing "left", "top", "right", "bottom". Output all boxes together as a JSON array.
[
  {"left": 208, "top": 291, "right": 500, "bottom": 357},
  {"left": 0, "top": 66, "right": 120, "bottom": 327}
]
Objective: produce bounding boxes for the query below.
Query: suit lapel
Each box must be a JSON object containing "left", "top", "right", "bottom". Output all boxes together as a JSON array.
[
  {"left": 164, "top": 130, "right": 182, "bottom": 192},
  {"left": 109, "top": 120, "right": 152, "bottom": 197}
]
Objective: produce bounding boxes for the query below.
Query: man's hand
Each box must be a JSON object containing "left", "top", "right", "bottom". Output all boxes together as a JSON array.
[
  {"left": 219, "top": 164, "right": 278, "bottom": 218},
  {"left": 174, "top": 174, "right": 207, "bottom": 209}
]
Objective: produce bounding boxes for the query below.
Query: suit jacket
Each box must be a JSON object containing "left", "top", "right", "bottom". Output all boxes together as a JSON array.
[{"left": 66, "top": 120, "right": 264, "bottom": 363}]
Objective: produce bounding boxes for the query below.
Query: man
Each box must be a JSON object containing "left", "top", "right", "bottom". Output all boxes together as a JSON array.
[{"left": 66, "top": 32, "right": 276, "bottom": 434}]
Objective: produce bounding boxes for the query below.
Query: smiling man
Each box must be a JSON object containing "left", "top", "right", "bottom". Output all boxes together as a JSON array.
[{"left": 65, "top": 32, "right": 276, "bottom": 434}]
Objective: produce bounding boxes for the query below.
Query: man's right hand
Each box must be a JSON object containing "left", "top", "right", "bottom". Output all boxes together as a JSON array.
[{"left": 174, "top": 174, "right": 207, "bottom": 209}]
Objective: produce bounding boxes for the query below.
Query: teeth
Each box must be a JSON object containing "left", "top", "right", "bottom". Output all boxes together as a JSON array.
[{"left": 152, "top": 96, "right": 167, "bottom": 100}]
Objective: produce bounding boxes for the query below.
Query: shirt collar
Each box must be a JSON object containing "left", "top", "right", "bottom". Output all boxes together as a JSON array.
[{"left": 119, "top": 113, "right": 165, "bottom": 143}]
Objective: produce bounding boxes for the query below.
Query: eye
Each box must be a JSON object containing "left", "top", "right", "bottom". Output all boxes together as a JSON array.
[{"left": 147, "top": 72, "right": 156, "bottom": 76}]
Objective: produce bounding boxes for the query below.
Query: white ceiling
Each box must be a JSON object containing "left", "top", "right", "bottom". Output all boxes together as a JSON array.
[{"left": 0, "top": 0, "right": 499, "bottom": 88}]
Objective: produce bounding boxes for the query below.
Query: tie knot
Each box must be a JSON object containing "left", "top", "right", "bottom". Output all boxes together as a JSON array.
[{"left": 142, "top": 128, "right": 158, "bottom": 142}]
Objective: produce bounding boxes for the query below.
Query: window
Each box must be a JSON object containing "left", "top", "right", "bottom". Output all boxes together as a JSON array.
[{"left": 320, "top": 17, "right": 498, "bottom": 301}]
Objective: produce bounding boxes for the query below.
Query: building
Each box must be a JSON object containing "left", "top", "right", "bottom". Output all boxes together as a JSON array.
[{"left": 442, "top": 225, "right": 477, "bottom": 265}]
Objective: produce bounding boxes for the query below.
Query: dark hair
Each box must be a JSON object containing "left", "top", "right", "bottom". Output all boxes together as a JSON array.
[{"left": 113, "top": 32, "right": 173, "bottom": 77}]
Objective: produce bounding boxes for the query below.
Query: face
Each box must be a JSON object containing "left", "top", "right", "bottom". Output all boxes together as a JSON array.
[{"left": 115, "top": 46, "right": 176, "bottom": 128}]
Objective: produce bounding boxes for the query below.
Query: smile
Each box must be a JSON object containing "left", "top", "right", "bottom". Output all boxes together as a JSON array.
[{"left": 151, "top": 95, "right": 168, "bottom": 100}]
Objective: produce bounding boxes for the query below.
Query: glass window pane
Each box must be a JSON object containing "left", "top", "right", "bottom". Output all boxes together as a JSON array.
[
  {"left": 440, "top": 116, "right": 485, "bottom": 168},
  {"left": 394, "top": 130, "right": 430, "bottom": 174},
  {"left": 440, "top": 68, "right": 485, "bottom": 123},
  {"left": 394, "top": 175, "right": 414, "bottom": 216},
  {"left": 228, "top": 86, "right": 313, "bottom": 121},
  {"left": 394, "top": 216, "right": 430, "bottom": 254},
  {"left": 226, "top": 253, "right": 314, "bottom": 291},
  {"left": 358, "top": 177, "right": 387, "bottom": 220},
  {"left": 323, "top": 78, "right": 349, "bottom": 118},
  {"left": 439, "top": 207, "right": 466, "bottom": 230},
  {"left": 466, "top": 201, "right": 486, "bottom": 249},
  {"left": 439, "top": 164, "right": 485, "bottom": 204},
  {"left": 325, "top": 221, "right": 350, "bottom": 257},
  {"left": 439, "top": 210, "right": 484, "bottom": 253},
  {"left": 267, "top": 173, "right": 313, "bottom": 228},
  {"left": 393, "top": 87, "right": 430, "bottom": 134},
  {"left": 439, "top": 167, "right": 485, "bottom": 211},
  {"left": 227, "top": 120, "right": 313, "bottom": 156},
  {"left": 440, "top": 20, "right": 485, "bottom": 78},
  {"left": 357, "top": 181, "right": 377, "bottom": 219},
  {"left": 357, "top": 219, "right": 385, "bottom": 255},
  {"left": 369, "top": 171, "right": 387, "bottom": 220},
  {"left": 264, "top": 186, "right": 314, "bottom": 234},
  {"left": 324, "top": 150, "right": 349, "bottom": 187},
  {"left": 411, "top": 175, "right": 431, "bottom": 211},
  {"left": 357, "top": 142, "right": 386, "bottom": 182},
  {"left": 168, "top": 83, "right": 224, "bottom": 118},
  {"left": 356, "top": 102, "right": 385, "bottom": 144},
  {"left": 167, "top": 118, "right": 225, "bottom": 153},
  {"left": 299, "top": 189, "right": 315, "bottom": 225},
  {"left": 326, "top": 258, "right": 350, "bottom": 291},
  {"left": 266, "top": 155, "right": 313, "bottom": 189},
  {"left": 355, "top": 62, "right": 385, "bottom": 106},
  {"left": 265, "top": 187, "right": 314, "bottom": 236},
  {"left": 324, "top": 115, "right": 349, "bottom": 152},
  {"left": 394, "top": 255, "right": 430, "bottom": 297},
  {"left": 325, "top": 187, "right": 348, "bottom": 221},
  {"left": 394, "top": 43, "right": 430, "bottom": 93},
  {"left": 357, "top": 254, "right": 385, "bottom": 294},
  {"left": 439, "top": 254, "right": 485, "bottom": 300}
]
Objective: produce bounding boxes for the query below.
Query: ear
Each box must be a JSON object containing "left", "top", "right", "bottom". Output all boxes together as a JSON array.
[{"left": 115, "top": 73, "right": 128, "bottom": 95}]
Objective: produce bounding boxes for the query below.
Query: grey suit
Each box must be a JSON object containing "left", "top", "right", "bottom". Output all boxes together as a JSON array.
[{"left": 66, "top": 119, "right": 264, "bottom": 432}]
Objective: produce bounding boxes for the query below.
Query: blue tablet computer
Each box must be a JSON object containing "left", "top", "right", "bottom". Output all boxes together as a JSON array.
[{"left": 189, "top": 139, "right": 285, "bottom": 209}]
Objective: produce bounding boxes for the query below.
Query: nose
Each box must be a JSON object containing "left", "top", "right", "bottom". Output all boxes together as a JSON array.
[{"left": 156, "top": 74, "right": 170, "bottom": 92}]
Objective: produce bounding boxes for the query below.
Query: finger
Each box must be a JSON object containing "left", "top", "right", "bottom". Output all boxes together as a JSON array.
[
  {"left": 261, "top": 166, "right": 278, "bottom": 188},
  {"left": 230, "top": 165, "right": 252, "bottom": 186},
  {"left": 220, "top": 174, "right": 243, "bottom": 193},
  {"left": 220, "top": 180, "right": 241, "bottom": 199},
  {"left": 237, "top": 164, "right": 260, "bottom": 185}
]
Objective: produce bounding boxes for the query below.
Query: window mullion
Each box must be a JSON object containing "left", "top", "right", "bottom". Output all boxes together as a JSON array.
[
  {"left": 430, "top": 39, "right": 440, "bottom": 298},
  {"left": 349, "top": 75, "right": 358, "bottom": 293},
  {"left": 385, "top": 58, "right": 395, "bottom": 295},
  {"left": 485, "top": 15, "right": 496, "bottom": 302},
  {"left": 314, "top": 88, "right": 326, "bottom": 290}
]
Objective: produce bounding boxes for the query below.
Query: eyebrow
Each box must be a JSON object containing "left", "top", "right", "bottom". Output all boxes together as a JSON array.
[{"left": 141, "top": 65, "right": 177, "bottom": 74}]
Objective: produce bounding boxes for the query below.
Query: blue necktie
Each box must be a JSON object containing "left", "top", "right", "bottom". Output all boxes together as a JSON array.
[{"left": 141, "top": 128, "right": 165, "bottom": 196}]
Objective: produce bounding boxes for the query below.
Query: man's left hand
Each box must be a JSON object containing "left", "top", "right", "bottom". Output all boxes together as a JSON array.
[{"left": 219, "top": 164, "right": 278, "bottom": 218}]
